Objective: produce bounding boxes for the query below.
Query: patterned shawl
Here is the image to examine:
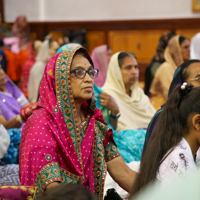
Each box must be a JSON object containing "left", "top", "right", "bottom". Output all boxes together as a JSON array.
[
  {"left": 91, "top": 45, "right": 109, "bottom": 87},
  {"left": 20, "top": 48, "right": 118, "bottom": 199}
]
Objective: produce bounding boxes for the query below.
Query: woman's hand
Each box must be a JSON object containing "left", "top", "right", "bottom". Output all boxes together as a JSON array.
[
  {"left": 98, "top": 92, "right": 119, "bottom": 116},
  {"left": 20, "top": 102, "right": 37, "bottom": 122}
]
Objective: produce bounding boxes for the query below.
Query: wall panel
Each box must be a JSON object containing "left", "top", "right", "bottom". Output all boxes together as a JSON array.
[
  {"left": 86, "top": 31, "right": 106, "bottom": 54},
  {"left": 109, "top": 30, "right": 170, "bottom": 63},
  {"left": 176, "top": 29, "right": 200, "bottom": 40}
]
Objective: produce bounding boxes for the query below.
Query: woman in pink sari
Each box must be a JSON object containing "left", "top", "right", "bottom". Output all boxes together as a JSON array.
[
  {"left": 19, "top": 48, "right": 136, "bottom": 199},
  {"left": 91, "top": 45, "right": 113, "bottom": 87}
]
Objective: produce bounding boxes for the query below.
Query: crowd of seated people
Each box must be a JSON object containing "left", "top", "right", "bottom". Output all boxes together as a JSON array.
[
  {"left": 1, "top": 13, "right": 200, "bottom": 200},
  {"left": 150, "top": 35, "right": 190, "bottom": 109}
]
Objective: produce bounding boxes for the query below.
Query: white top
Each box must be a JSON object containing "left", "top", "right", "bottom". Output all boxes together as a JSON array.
[
  {"left": 156, "top": 138, "right": 199, "bottom": 187},
  {"left": 104, "top": 161, "right": 140, "bottom": 198},
  {"left": 0, "top": 124, "right": 10, "bottom": 159}
]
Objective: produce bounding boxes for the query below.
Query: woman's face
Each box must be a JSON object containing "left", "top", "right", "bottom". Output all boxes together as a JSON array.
[
  {"left": 70, "top": 54, "right": 94, "bottom": 102},
  {"left": 49, "top": 41, "right": 59, "bottom": 57},
  {"left": 180, "top": 39, "right": 190, "bottom": 62},
  {"left": 185, "top": 63, "right": 200, "bottom": 88},
  {"left": 120, "top": 56, "right": 139, "bottom": 89}
]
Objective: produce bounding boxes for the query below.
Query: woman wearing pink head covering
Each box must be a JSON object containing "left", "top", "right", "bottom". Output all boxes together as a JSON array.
[
  {"left": 19, "top": 48, "right": 136, "bottom": 199},
  {"left": 91, "top": 45, "right": 112, "bottom": 87}
]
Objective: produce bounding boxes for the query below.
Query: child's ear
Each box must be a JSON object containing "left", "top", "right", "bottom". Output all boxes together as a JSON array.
[{"left": 192, "top": 114, "right": 200, "bottom": 131}]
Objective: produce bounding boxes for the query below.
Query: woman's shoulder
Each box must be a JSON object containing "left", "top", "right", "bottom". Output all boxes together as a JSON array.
[
  {"left": 23, "top": 108, "right": 52, "bottom": 131},
  {"left": 155, "top": 62, "right": 171, "bottom": 73},
  {"left": 30, "top": 61, "right": 44, "bottom": 74},
  {"left": 96, "top": 120, "right": 111, "bottom": 139}
]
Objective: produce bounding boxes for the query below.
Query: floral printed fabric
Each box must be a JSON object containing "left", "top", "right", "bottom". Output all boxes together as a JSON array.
[
  {"left": 114, "top": 129, "right": 146, "bottom": 163},
  {"left": 0, "top": 129, "right": 21, "bottom": 165}
]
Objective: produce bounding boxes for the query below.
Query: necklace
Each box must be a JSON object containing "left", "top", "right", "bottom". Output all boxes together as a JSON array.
[{"left": 79, "top": 110, "right": 85, "bottom": 126}]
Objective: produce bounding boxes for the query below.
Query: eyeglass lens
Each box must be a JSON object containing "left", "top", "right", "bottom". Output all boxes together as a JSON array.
[{"left": 75, "top": 69, "right": 98, "bottom": 79}]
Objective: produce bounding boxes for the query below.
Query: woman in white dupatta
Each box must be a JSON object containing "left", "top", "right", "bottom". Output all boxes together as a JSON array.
[
  {"left": 102, "top": 52, "right": 155, "bottom": 131},
  {"left": 28, "top": 39, "right": 59, "bottom": 103},
  {"left": 102, "top": 52, "right": 155, "bottom": 163}
]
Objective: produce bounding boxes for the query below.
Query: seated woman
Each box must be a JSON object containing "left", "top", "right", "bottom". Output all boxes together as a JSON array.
[
  {"left": 91, "top": 45, "right": 113, "bottom": 87},
  {"left": 142, "top": 59, "right": 200, "bottom": 155},
  {"left": 28, "top": 39, "right": 59, "bottom": 103},
  {"left": 0, "top": 13, "right": 20, "bottom": 55},
  {"left": 19, "top": 48, "right": 137, "bottom": 199},
  {"left": 0, "top": 66, "right": 36, "bottom": 165},
  {"left": 0, "top": 68, "right": 29, "bottom": 129},
  {"left": 0, "top": 15, "right": 29, "bottom": 84},
  {"left": 90, "top": 45, "right": 120, "bottom": 130},
  {"left": 102, "top": 52, "right": 156, "bottom": 162},
  {"left": 57, "top": 44, "right": 119, "bottom": 131},
  {"left": 11, "top": 15, "right": 30, "bottom": 51},
  {"left": 19, "top": 40, "right": 42, "bottom": 98},
  {"left": 144, "top": 32, "right": 175, "bottom": 96},
  {"left": 150, "top": 35, "right": 190, "bottom": 110},
  {"left": 131, "top": 84, "right": 200, "bottom": 196}
]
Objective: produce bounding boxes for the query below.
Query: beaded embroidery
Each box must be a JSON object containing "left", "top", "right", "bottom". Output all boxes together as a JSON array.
[{"left": 53, "top": 49, "right": 120, "bottom": 199}]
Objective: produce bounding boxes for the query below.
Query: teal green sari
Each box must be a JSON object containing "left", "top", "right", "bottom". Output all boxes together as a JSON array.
[{"left": 94, "top": 84, "right": 146, "bottom": 163}]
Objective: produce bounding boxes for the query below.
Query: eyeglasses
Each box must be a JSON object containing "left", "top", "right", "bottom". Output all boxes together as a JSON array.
[
  {"left": 187, "top": 77, "right": 200, "bottom": 83},
  {"left": 70, "top": 68, "right": 99, "bottom": 79}
]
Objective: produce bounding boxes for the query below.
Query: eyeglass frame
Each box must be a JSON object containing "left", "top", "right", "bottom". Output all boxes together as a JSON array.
[
  {"left": 187, "top": 77, "right": 200, "bottom": 82},
  {"left": 70, "top": 68, "right": 99, "bottom": 79}
]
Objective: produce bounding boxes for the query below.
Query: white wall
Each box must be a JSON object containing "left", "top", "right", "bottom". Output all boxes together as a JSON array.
[{"left": 4, "top": 0, "right": 200, "bottom": 22}]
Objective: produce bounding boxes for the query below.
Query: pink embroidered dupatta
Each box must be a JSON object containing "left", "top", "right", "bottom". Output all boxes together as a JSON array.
[{"left": 19, "top": 48, "right": 117, "bottom": 199}]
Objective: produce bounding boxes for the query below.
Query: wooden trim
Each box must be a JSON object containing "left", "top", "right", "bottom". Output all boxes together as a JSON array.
[
  {"left": 26, "top": 18, "right": 200, "bottom": 40},
  {"left": 28, "top": 18, "right": 200, "bottom": 31}
]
